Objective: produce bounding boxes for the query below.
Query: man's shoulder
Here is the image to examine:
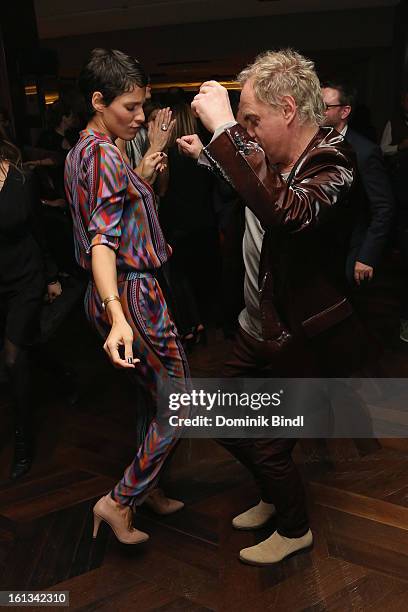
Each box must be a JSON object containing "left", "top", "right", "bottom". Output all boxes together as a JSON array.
[
  {"left": 345, "top": 128, "right": 379, "bottom": 157},
  {"left": 315, "top": 126, "right": 352, "bottom": 153},
  {"left": 308, "top": 127, "right": 355, "bottom": 166},
  {"left": 289, "top": 127, "right": 355, "bottom": 185}
]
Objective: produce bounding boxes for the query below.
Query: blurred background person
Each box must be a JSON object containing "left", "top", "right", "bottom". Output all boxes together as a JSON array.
[
  {"left": 125, "top": 77, "right": 152, "bottom": 167},
  {"left": 0, "top": 136, "right": 61, "bottom": 479},
  {"left": 159, "top": 95, "right": 221, "bottom": 349},
  {"left": 0, "top": 108, "right": 14, "bottom": 143},
  {"left": 321, "top": 81, "right": 394, "bottom": 291},
  {"left": 381, "top": 89, "right": 408, "bottom": 341}
]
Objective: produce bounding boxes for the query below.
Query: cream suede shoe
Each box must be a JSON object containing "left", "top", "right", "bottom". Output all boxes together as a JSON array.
[
  {"left": 239, "top": 529, "right": 313, "bottom": 565},
  {"left": 232, "top": 501, "right": 276, "bottom": 530}
]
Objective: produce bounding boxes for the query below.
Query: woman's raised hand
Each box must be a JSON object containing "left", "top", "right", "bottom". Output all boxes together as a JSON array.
[{"left": 148, "top": 107, "right": 176, "bottom": 152}]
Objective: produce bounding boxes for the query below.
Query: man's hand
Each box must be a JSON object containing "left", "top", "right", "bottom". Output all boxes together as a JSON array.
[
  {"left": 177, "top": 134, "right": 204, "bottom": 160},
  {"left": 354, "top": 261, "right": 374, "bottom": 285},
  {"left": 191, "top": 81, "right": 235, "bottom": 133}
]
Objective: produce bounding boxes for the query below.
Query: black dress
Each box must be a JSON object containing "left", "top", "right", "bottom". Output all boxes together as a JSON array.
[{"left": 0, "top": 167, "right": 57, "bottom": 347}]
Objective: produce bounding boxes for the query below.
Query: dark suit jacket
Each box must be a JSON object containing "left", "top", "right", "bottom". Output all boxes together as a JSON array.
[{"left": 344, "top": 127, "right": 394, "bottom": 282}]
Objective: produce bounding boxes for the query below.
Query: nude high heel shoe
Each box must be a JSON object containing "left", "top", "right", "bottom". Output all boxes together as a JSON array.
[{"left": 92, "top": 495, "right": 149, "bottom": 544}]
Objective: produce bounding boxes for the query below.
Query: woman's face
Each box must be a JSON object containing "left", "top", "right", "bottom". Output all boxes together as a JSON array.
[{"left": 97, "top": 85, "right": 146, "bottom": 140}]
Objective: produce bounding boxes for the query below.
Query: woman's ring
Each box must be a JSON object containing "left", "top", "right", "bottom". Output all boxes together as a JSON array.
[{"left": 161, "top": 123, "right": 168, "bottom": 131}]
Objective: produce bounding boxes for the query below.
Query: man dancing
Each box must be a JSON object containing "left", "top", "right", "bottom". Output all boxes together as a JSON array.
[{"left": 178, "top": 49, "right": 370, "bottom": 565}]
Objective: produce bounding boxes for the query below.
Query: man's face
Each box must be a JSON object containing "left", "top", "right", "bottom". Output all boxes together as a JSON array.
[
  {"left": 238, "top": 80, "right": 289, "bottom": 164},
  {"left": 321, "top": 87, "right": 349, "bottom": 130}
]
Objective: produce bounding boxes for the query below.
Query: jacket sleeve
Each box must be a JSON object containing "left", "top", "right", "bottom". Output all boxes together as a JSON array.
[
  {"left": 355, "top": 144, "right": 394, "bottom": 267},
  {"left": 203, "top": 124, "right": 355, "bottom": 232}
]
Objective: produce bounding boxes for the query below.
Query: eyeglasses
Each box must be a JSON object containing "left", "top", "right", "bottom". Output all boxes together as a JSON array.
[{"left": 324, "top": 103, "right": 345, "bottom": 111}]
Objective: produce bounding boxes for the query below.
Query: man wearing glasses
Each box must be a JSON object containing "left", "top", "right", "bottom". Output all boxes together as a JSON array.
[{"left": 321, "top": 81, "right": 394, "bottom": 290}]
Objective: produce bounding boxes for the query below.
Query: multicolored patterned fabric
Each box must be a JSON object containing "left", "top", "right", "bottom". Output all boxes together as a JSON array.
[
  {"left": 64, "top": 129, "right": 171, "bottom": 273},
  {"left": 85, "top": 273, "right": 189, "bottom": 505},
  {"left": 64, "top": 129, "right": 189, "bottom": 505}
]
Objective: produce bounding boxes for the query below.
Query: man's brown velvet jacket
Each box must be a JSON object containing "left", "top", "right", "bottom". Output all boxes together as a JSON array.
[{"left": 203, "top": 125, "right": 357, "bottom": 343}]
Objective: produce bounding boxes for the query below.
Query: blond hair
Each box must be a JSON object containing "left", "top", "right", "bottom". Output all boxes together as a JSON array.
[{"left": 238, "top": 48, "right": 325, "bottom": 125}]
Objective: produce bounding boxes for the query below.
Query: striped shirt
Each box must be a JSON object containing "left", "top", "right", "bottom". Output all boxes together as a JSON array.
[{"left": 64, "top": 129, "right": 170, "bottom": 273}]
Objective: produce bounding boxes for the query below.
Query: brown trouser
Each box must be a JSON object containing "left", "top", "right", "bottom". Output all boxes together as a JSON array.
[{"left": 218, "top": 326, "right": 317, "bottom": 538}]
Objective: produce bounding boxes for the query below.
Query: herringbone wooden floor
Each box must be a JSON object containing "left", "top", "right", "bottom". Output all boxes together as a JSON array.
[{"left": 1, "top": 263, "right": 408, "bottom": 611}]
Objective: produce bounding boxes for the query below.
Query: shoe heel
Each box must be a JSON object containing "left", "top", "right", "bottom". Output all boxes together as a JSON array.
[{"left": 93, "top": 513, "right": 102, "bottom": 539}]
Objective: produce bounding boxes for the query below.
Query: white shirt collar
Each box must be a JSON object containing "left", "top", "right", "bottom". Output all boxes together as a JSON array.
[{"left": 340, "top": 124, "right": 348, "bottom": 137}]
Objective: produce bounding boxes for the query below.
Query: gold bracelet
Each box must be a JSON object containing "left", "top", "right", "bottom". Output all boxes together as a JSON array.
[{"left": 101, "top": 295, "right": 120, "bottom": 310}]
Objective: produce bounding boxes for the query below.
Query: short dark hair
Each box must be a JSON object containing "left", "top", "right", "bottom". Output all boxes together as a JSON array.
[
  {"left": 78, "top": 48, "right": 148, "bottom": 117},
  {"left": 321, "top": 80, "right": 356, "bottom": 108}
]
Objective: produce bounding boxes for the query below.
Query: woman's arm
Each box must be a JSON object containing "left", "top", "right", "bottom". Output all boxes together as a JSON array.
[
  {"left": 91, "top": 244, "right": 138, "bottom": 369},
  {"left": 85, "top": 141, "right": 139, "bottom": 369}
]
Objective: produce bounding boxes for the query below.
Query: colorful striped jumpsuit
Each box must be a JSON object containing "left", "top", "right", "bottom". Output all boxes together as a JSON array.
[{"left": 64, "top": 129, "right": 189, "bottom": 506}]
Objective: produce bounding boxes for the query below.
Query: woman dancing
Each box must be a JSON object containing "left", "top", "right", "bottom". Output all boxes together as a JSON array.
[{"left": 65, "top": 48, "right": 189, "bottom": 544}]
